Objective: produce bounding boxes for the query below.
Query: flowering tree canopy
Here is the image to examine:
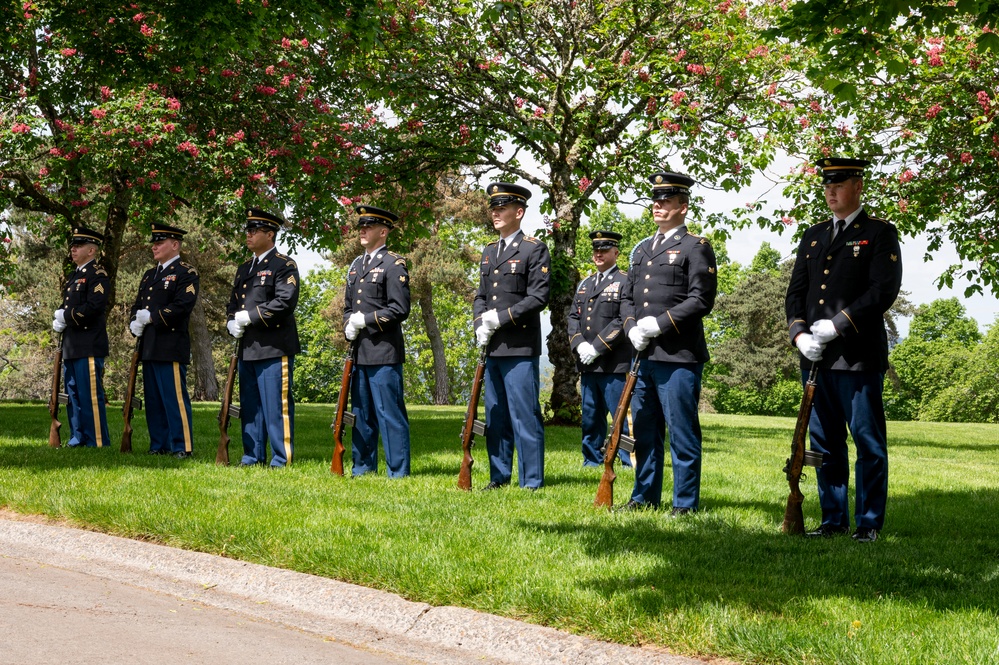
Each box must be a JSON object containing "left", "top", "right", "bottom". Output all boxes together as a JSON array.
[
  {"left": 0, "top": 0, "right": 393, "bottom": 301},
  {"left": 754, "top": 19, "right": 999, "bottom": 297},
  {"left": 359, "top": 0, "right": 806, "bottom": 420}
]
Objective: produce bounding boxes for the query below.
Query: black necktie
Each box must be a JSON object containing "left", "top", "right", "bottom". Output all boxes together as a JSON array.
[
  {"left": 362, "top": 254, "right": 370, "bottom": 272},
  {"left": 832, "top": 219, "right": 846, "bottom": 240},
  {"left": 594, "top": 272, "right": 603, "bottom": 289},
  {"left": 652, "top": 233, "right": 663, "bottom": 250},
  {"left": 497, "top": 239, "right": 507, "bottom": 261},
  {"left": 250, "top": 257, "right": 258, "bottom": 274},
  {"left": 154, "top": 264, "right": 163, "bottom": 278}
]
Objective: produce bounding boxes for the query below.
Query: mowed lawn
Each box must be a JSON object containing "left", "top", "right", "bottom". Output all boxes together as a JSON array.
[{"left": 1, "top": 401, "right": 997, "bottom": 665}]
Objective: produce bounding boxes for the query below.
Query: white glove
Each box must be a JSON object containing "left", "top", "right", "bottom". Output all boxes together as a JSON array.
[
  {"left": 482, "top": 309, "right": 501, "bottom": 331},
  {"left": 475, "top": 325, "right": 493, "bottom": 348},
  {"left": 54, "top": 309, "right": 66, "bottom": 324},
  {"left": 577, "top": 342, "right": 599, "bottom": 365},
  {"left": 134, "top": 309, "right": 151, "bottom": 325},
  {"left": 637, "top": 316, "right": 661, "bottom": 337},
  {"left": 129, "top": 320, "right": 146, "bottom": 337},
  {"left": 52, "top": 318, "right": 67, "bottom": 333},
  {"left": 628, "top": 327, "right": 649, "bottom": 351},
  {"left": 345, "top": 322, "right": 359, "bottom": 341},
  {"left": 348, "top": 312, "right": 365, "bottom": 328},
  {"left": 234, "top": 310, "right": 251, "bottom": 326},
  {"left": 227, "top": 319, "right": 245, "bottom": 338},
  {"left": 810, "top": 319, "right": 838, "bottom": 344},
  {"left": 795, "top": 333, "right": 825, "bottom": 362}
]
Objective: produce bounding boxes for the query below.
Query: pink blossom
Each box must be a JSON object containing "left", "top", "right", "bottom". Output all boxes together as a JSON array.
[
  {"left": 578, "top": 177, "right": 592, "bottom": 193},
  {"left": 165, "top": 97, "right": 181, "bottom": 110},
  {"left": 150, "top": 183, "right": 161, "bottom": 191},
  {"left": 646, "top": 97, "right": 657, "bottom": 114},
  {"left": 686, "top": 63, "right": 706, "bottom": 75},
  {"left": 255, "top": 85, "right": 277, "bottom": 96},
  {"left": 533, "top": 107, "right": 545, "bottom": 117},
  {"left": 140, "top": 23, "right": 153, "bottom": 37},
  {"left": 799, "top": 117, "right": 810, "bottom": 128},
  {"left": 280, "top": 75, "right": 292, "bottom": 87},
  {"left": 747, "top": 45, "right": 769, "bottom": 58},
  {"left": 266, "top": 65, "right": 276, "bottom": 76},
  {"left": 100, "top": 86, "right": 112, "bottom": 100},
  {"left": 108, "top": 17, "right": 114, "bottom": 23},
  {"left": 281, "top": 37, "right": 291, "bottom": 49},
  {"left": 10, "top": 122, "right": 31, "bottom": 133},
  {"left": 90, "top": 108, "right": 107, "bottom": 119},
  {"left": 977, "top": 91, "right": 991, "bottom": 113},
  {"left": 674, "top": 49, "right": 687, "bottom": 62},
  {"left": 899, "top": 169, "right": 915, "bottom": 183},
  {"left": 638, "top": 70, "right": 649, "bottom": 82},
  {"left": 926, "top": 104, "right": 943, "bottom": 119},
  {"left": 234, "top": 185, "right": 245, "bottom": 198},
  {"left": 809, "top": 100, "right": 822, "bottom": 113},
  {"left": 132, "top": 12, "right": 144, "bottom": 21},
  {"left": 60, "top": 48, "right": 77, "bottom": 57},
  {"left": 300, "top": 39, "right": 309, "bottom": 47},
  {"left": 671, "top": 91, "right": 687, "bottom": 106},
  {"left": 177, "top": 141, "right": 200, "bottom": 157},
  {"left": 899, "top": 199, "right": 909, "bottom": 213},
  {"left": 716, "top": 0, "right": 731, "bottom": 13},
  {"left": 339, "top": 196, "right": 352, "bottom": 206},
  {"left": 620, "top": 50, "right": 631, "bottom": 66},
  {"left": 927, "top": 46, "right": 944, "bottom": 67},
  {"left": 781, "top": 216, "right": 794, "bottom": 226},
  {"left": 49, "top": 147, "right": 63, "bottom": 156},
  {"left": 661, "top": 120, "right": 681, "bottom": 133},
  {"left": 766, "top": 83, "right": 777, "bottom": 96},
  {"left": 960, "top": 152, "right": 973, "bottom": 164},
  {"left": 221, "top": 69, "right": 238, "bottom": 78},
  {"left": 39, "top": 166, "right": 49, "bottom": 176},
  {"left": 163, "top": 122, "right": 175, "bottom": 132},
  {"left": 515, "top": 97, "right": 525, "bottom": 108}
]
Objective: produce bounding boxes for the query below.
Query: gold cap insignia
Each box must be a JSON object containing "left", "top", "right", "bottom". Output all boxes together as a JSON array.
[
  {"left": 358, "top": 207, "right": 366, "bottom": 214},
  {"left": 491, "top": 185, "right": 498, "bottom": 193},
  {"left": 655, "top": 175, "right": 663, "bottom": 184},
  {"left": 596, "top": 232, "right": 603, "bottom": 238},
  {"left": 824, "top": 159, "right": 832, "bottom": 166}
]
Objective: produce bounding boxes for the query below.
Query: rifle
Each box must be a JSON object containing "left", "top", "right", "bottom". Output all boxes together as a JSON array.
[
  {"left": 120, "top": 336, "right": 144, "bottom": 453},
  {"left": 216, "top": 339, "right": 241, "bottom": 466},
  {"left": 48, "top": 335, "right": 66, "bottom": 448},
  {"left": 782, "top": 364, "right": 822, "bottom": 534},
  {"left": 594, "top": 353, "right": 641, "bottom": 509},
  {"left": 457, "top": 347, "right": 488, "bottom": 491},
  {"left": 329, "top": 344, "right": 357, "bottom": 476}
]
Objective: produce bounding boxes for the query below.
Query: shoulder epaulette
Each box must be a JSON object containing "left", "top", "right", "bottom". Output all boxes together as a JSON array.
[
  {"left": 93, "top": 265, "right": 108, "bottom": 276},
  {"left": 523, "top": 236, "right": 539, "bottom": 243},
  {"left": 486, "top": 240, "right": 498, "bottom": 246},
  {"left": 181, "top": 262, "right": 199, "bottom": 275},
  {"left": 387, "top": 251, "right": 404, "bottom": 258},
  {"left": 868, "top": 216, "right": 888, "bottom": 224}
]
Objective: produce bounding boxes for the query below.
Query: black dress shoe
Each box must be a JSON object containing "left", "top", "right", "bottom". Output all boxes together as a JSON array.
[
  {"left": 173, "top": 451, "right": 192, "bottom": 459},
  {"left": 805, "top": 524, "right": 850, "bottom": 538},
  {"left": 669, "top": 507, "right": 696, "bottom": 517},
  {"left": 147, "top": 450, "right": 166, "bottom": 455},
  {"left": 481, "top": 481, "right": 509, "bottom": 491},
  {"left": 852, "top": 527, "right": 879, "bottom": 543},
  {"left": 614, "top": 499, "right": 655, "bottom": 512}
]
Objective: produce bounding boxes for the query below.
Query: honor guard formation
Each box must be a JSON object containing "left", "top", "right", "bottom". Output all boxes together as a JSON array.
[{"left": 46, "top": 159, "right": 901, "bottom": 541}]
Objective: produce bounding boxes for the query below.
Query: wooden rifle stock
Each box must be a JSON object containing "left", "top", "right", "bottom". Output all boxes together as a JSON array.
[
  {"left": 457, "top": 348, "right": 488, "bottom": 491},
  {"left": 120, "top": 337, "right": 143, "bottom": 453},
  {"left": 216, "top": 339, "right": 240, "bottom": 466},
  {"left": 783, "top": 364, "right": 818, "bottom": 534},
  {"left": 594, "top": 354, "right": 640, "bottom": 508},
  {"left": 330, "top": 345, "right": 356, "bottom": 476},
  {"left": 48, "top": 335, "right": 63, "bottom": 448}
]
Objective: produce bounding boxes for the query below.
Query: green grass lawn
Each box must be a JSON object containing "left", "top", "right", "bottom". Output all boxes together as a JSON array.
[{"left": 1, "top": 402, "right": 997, "bottom": 664}]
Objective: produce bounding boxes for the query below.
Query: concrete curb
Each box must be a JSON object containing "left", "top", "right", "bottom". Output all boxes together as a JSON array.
[{"left": 0, "top": 517, "right": 705, "bottom": 665}]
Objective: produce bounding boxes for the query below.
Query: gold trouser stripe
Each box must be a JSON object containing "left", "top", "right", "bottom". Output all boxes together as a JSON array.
[
  {"left": 89, "top": 357, "right": 103, "bottom": 448},
  {"left": 173, "top": 362, "right": 192, "bottom": 452},
  {"left": 281, "top": 356, "right": 292, "bottom": 464}
]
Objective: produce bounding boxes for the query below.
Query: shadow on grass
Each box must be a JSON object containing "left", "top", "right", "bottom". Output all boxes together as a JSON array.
[{"left": 517, "top": 487, "right": 999, "bottom": 615}]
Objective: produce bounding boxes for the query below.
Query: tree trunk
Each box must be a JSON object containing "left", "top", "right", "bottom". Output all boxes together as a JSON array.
[
  {"left": 188, "top": 297, "right": 218, "bottom": 401},
  {"left": 545, "top": 222, "right": 582, "bottom": 425},
  {"left": 418, "top": 286, "right": 452, "bottom": 405},
  {"left": 101, "top": 169, "right": 133, "bottom": 312}
]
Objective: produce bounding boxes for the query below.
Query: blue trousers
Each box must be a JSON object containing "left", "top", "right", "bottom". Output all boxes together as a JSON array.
[
  {"left": 580, "top": 372, "right": 632, "bottom": 467},
  {"left": 350, "top": 363, "right": 411, "bottom": 478},
  {"left": 484, "top": 356, "right": 545, "bottom": 488},
  {"left": 629, "top": 361, "right": 704, "bottom": 509},
  {"left": 239, "top": 356, "right": 295, "bottom": 467},
  {"left": 143, "top": 361, "right": 194, "bottom": 454},
  {"left": 807, "top": 369, "right": 889, "bottom": 530},
  {"left": 64, "top": 357, "right": 110, "bottom": 448}
]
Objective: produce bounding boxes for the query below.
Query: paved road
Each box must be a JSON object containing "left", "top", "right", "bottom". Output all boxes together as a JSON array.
[
  {"left": 0, "top": 514, "right": 710, "bottom": 665},
  {"left": 0, "top": 556, "right": 410, "bottom": 665}
]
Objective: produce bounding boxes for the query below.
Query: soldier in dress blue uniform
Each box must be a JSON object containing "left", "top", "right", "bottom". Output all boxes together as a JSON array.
[
  {"left": 226, "top": 208, "right": 301, "bottom": 467},
  {"left": 785, "top": 157, "right": 902, "bottom": 543},
  {"left": 473, "top": 182, "right": 551, "bottom": 490},
  {"left": 51, "top": 226, "right": 111, "bottom": 448},
  {"left": 343, "top": 206, "right": 412, "bottom": 478},
  {"left": 129, "top": 223, "right": 200, "bottom": 457},
  {"left": 620, "top": 172, "right": 717, "bottom": 515},
  {"left": 568, "top": 230, "right": 633, "bottom": 468}
]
